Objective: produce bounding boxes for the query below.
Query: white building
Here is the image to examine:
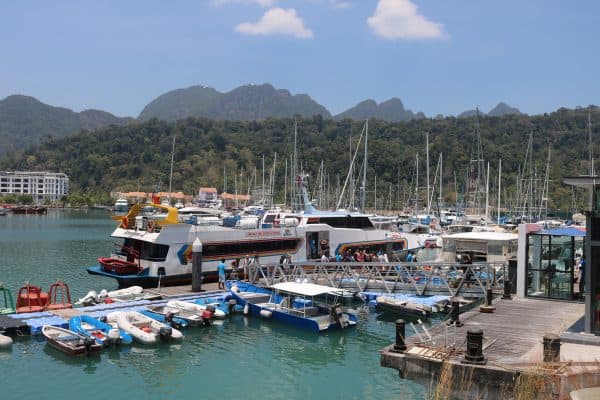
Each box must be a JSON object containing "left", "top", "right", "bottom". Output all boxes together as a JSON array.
[{"left": 0, "top": 171, "right": 69, "bottom": 203}]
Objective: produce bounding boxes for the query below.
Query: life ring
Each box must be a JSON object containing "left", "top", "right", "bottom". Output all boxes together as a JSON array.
[
  {"left": 121, "top": 216, "right": 129, "bottom": 228},
  {"left": 147, "top": 221, "right": 154, "bottom": 233}
]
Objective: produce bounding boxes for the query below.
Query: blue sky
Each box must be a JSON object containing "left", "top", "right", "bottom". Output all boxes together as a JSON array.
[{"left": 0, "top": 0, "right": 598, "bottom": 118}]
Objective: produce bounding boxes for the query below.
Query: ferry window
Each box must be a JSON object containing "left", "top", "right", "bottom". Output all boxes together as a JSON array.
[
  {"left": 488, "top": 242, "right": 503, "bottom": 255},
  {"left": 203, "top": 239, "right": 300, "bottom": 257},
  {"left": 391, "top": 242, "right": 405, "bottom": 251},
  {"left": 140, "top": 242, "right": 169, "bottom": 261},
  {"left": 316, "top": 216, "right": 374, "bottom": 229}
]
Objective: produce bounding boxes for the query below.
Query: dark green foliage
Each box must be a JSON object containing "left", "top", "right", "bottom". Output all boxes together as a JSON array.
[
  {"left": 0, "top": 95, "right": 132, "bottom": 155},
  {"left": 138, "top": 84, "right": 331, "bottom": 121},
  {"left": 334, "top": 98, "right": 424, "bottom": 122},
  {"left": 0, "top": 107, "right": 597, "bottom": 210}
]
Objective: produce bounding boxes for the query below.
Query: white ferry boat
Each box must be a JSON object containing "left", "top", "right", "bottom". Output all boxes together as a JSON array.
[{"left": 88, "top": 175, "right": 424, "bottom": 288}]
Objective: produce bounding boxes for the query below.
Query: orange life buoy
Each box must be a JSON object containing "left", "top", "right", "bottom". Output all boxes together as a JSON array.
[{"left": 121, "top": 216, "right": 129, "bottom": 228}]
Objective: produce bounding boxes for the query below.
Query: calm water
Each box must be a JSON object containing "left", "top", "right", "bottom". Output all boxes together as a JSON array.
[{"left": 0, "top": 210, "right": 429, "bottom": 400}]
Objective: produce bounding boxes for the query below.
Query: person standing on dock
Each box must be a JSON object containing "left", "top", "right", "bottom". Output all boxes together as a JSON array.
[{"left": 217, "top": 259, "right": 226, "bottom": 289}]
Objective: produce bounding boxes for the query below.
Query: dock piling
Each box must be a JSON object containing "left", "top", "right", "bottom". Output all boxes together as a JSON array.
[
  {"left": 543, "top": 333, "right": 561, "bottom": 362},
  {"left": 462, "top": 328, "right": 486, "bottom": 365},
  {"left": 393, "top": 319, "right": 407, "bottom": 352},
  {"left": 447, "top": 297, "right": 463, "bottom": 327},
  {"left": 502, "top": 280, "right": 512, "bottom": 299},
  {"left": 192, "top": 238, "right": 203, "bottom": 292}
]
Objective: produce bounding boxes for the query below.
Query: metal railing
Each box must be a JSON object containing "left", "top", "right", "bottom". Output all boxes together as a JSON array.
[{"left": 247, "top": 260, "right": 507, "bottom": 298}]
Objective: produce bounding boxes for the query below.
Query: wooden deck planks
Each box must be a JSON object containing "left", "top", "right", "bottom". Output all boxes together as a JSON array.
[{"left": 407, "top": 297, "right": 584, "bottom": 364}]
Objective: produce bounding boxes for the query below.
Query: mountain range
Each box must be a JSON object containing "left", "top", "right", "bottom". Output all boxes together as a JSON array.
[{"left": 0, "top": 84, "right": 523, "bottom": 155}]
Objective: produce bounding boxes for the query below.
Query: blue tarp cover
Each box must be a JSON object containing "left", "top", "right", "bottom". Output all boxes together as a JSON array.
[{"left": 538, "top": 227, "right": 586, "bottom": 237}]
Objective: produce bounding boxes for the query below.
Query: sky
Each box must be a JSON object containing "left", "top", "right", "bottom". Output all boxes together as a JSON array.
[{"left": 0, "top": 0, "right": 598, "bottom": 118}]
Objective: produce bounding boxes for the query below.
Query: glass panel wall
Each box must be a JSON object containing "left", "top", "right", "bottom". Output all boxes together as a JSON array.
[{"left": 526, "top": 233, "right": 582, "bottom": 300}]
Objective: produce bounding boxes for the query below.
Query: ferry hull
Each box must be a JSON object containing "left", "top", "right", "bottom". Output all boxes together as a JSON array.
[{"left": 87, "top": 265, "right": 219, "bottom": 288}]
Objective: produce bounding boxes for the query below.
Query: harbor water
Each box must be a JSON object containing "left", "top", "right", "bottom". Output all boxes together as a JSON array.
[{"left": 0, "top": 209, "right": 431, "bottom": 399}]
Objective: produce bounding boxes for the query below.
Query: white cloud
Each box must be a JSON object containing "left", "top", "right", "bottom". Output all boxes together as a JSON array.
[
  {"left": 212, "top": 0, "right": 276, "bottom": 7},
  {"left": 236, "top": 8, "right": 313, "bottom": 39},
  {"left": 367, "top": 0, "right": 446, "bottom": 40},
  {"left": 331, "top": 0, "right": 351, "bottom": 9}
]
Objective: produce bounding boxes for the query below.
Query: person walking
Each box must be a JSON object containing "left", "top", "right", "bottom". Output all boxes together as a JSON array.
[{"left": 217, "top": 259, "right": 226, "bottom": 290}]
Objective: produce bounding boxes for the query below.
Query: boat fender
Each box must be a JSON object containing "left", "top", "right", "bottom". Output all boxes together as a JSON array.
[
  {"left": 243, "top": 303, "right": 249, "bottom": 315},
  {"left": 0, "top": 333, "right": 13, "bottom": 349},
  {"left": 159, "top": 326, "right": 172, "bottom": 339},
  {"left": 259, "top": 309, "right": 272, "bottom": 318}
]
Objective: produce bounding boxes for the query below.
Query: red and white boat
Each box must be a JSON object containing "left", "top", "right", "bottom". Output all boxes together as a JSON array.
[{"left": 98, "top": 257, "right": 140, "bottom": 275}]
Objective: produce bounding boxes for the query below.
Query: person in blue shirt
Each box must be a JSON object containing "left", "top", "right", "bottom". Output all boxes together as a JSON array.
[{"left": 217, "top": 259, "right": 226, "bottom": 289}]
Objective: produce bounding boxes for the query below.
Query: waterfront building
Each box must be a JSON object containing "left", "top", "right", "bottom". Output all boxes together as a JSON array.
[
  {"left": 198, "top": 187, "right": 218, "bottom": 203},
  {"left": 0, "top": 171, "right": 68, "bottom": 203}
]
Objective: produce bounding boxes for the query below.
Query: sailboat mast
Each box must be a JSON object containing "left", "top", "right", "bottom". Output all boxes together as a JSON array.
[
  {"left": 498, "top": 158, "right": 502, "bottom": 225},
  {"left": 426, "top": 132, "right": 430, "bottom": 215},
  {"left": 485, "top": 162, "right": 490, "bottom": 222},
  {"left": 168, "top": 133, "right": 175, "bottom": 202},
  {"left": 589, "top": 111, "right": 595, "bottom": 176},
  {"left": 361, "top": 120, "right": 368, "bottom": 212}
]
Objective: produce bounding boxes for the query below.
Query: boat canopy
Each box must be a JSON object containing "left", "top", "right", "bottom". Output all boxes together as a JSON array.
[
  {"left": 537, "top": 227, "right": 586, "bottom": 237},
  {"left": 271, "top": 282, "right": 345, "bottom": 297}
]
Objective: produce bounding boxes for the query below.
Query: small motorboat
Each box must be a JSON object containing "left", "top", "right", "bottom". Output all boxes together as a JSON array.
[
  {"left": 375, "top": 296, "right": 433, "bottom": 317},
  {"left": 69, "top": 315, "right": 132, "bottom": 346},
  {"left": 107, "top": 311, "right": 183, "bottom": 345},
  {"left": 230, "top": 281, "right": 357, "bottom": 333},
  {"left": 75, "top": 286, "right": 160, "bottom": 306},
  {"left": 167, "top": 299, "right": 226, "bottom": 319},
  {"left": 146, "top": 304, "right": 214, "bottom": 327},
  {"left": 139, "top": 307, "right": 190, "bottom": 329},
  {"left": 98, "top": 257, "right": 140, "bottom": 275},
  {"left": 42, "top": 325, "right": 102, "bottom": 356}
]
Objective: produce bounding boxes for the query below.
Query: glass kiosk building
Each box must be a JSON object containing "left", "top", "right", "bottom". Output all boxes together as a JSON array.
[{"left": 564, "top": 176, "right": 600, "bottom": 334}]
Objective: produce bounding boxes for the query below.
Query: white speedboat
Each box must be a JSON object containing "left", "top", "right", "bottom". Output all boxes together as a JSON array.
[
  {"left": 106, "top": 311, "right": 183, "bottom": 345},
  {"left": 166, "top": 300, "right": 226, "bottom": 319}
]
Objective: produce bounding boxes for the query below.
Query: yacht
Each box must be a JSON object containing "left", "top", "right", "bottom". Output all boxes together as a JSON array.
[{"left": 113, "top": 198, "right": 129, "bottom": 214}]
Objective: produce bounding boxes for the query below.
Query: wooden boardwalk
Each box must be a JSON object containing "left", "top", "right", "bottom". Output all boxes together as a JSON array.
[{"left": 405, "top": 297, "right": 584, "bottom": 365}]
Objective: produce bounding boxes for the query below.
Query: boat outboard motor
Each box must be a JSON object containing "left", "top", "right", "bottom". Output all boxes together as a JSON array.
[
  {"left": 165, "top": 311, "right": 183, "bottom": 330},
  {"left": 330, "top": 305, "right": 348, "bottom": 329},
  {"left": 201, "top": 306, "right": 215, "bottom": 326},
  {"left": 107, "top": 328, "right": 121, "bottom": 345},
  {"left": 76, "top": 290, "right": 98, "bottom": 306},
  {"left": 228, "top": 299, "right": 237, "bottom": 314},
  {"left": 158, "top": 326, "right": 172, "bottom": 340},
  {"left": 83, "top": 337, "right": 96, "bottom": 356}
]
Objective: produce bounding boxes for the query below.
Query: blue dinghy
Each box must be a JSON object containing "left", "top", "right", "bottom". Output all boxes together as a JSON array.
[{"left": 69, "top": 314, "right": 133, "bottom": 346}]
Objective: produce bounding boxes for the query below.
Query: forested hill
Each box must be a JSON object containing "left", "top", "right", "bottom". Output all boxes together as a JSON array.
[
  {"left": 0, "top": 95, "right": 132, "bottom": 155},
  {"left": 334, "top": 98, "right": 425, "bottom": 122},
  {"left": 138, "top": 84, "right": 332, "bottom": 121},
  {"left": 1, "top": 107, "right": 597, "bottom": 208}
]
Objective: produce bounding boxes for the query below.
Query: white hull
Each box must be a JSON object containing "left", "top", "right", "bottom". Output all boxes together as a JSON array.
[{"left": 107, "top": 311, "right": 183, "bottom": 344}]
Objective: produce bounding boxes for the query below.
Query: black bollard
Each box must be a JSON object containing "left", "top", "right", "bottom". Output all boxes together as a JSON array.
[
  {"left": 462, "top": 328, "right": 486, "bottom": 365},
  {"left": 543, "top": 333, "right": 561, "bottom": 362},
  {"left": 393, "top": 319, "right": 407, "bottom": 352},
  {"left": 502, "top": 280, "right": 512, "bottom": 300},
  {"left": 480, "top": 288, "right": 496, "bottom": 313},
  {"left": 447, "top": 297, "right": 464, "bottom": 327},
  {"left": 192, "top": 238, "right": 203, "bottom": 292}
]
